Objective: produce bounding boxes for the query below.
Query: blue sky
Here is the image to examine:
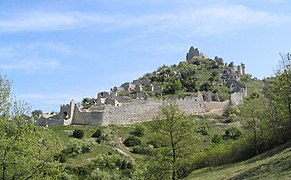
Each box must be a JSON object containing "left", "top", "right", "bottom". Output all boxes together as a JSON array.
[{"left": 0, "top": 0, "right": 290, "bottom": 112}]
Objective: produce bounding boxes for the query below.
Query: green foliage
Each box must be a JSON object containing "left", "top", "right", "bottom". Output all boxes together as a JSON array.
[
  {"left": 197, "top": 123, "right": 210, "bottom": 135},
  {"left": 62, "top": 139, "right": 94, "bottom": 157},
  {"left": 132, "top": 145, "right": 153, "bottom": 155},
  {"left": 200, "top": 82, "right": 212, "bottom": 92},
  {"left": 0, "top": 74, "right": 64, "bottom": 179},
  {"left": 130, "top": 125, "right": 145, "bottom": 137},
  {"left": 92, "top": 129, "right": 102, "bottom": 138},
  {"left": 123, "top": 135, "right": 142, "bottom": 147},
  {"left": 146, "top": 138, "right": 165, "bottom": 148},
  {"left": 31, "top": 109, "right": 43, "bottom": 117},
  {"left": 146, "top": 101, "right": 196, "bottom": 180},
  {"left": 225, "top": 113, "right": 237, "bottom": 123},
  {"left": 212, "top": 134, "right": 223, "bottom": 144},
  {"left": 81, "top": 97, "right": 97, "bottom": 109},
  {"left": 223, "top": 127, "right": 242, "bottom": 140},
  {"left": 186, "top": 141, "right": 291, "bottom": 180},
  {"left": 73, "top": 129, "right": 85, "bottom": 139}
]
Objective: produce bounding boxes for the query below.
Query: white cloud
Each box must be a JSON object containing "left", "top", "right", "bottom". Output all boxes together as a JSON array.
[
  {"left": 2, "top": 59, "right": 60, "bottom": 71},
  {"left": 0, "top": 43, "right": 70, "bottom": 72},
  {"left": 0, "top": 4, "right": 289, "bottom": 35},
  {"left": 140, "top": 4, "right": 290, "bottom": 36}
]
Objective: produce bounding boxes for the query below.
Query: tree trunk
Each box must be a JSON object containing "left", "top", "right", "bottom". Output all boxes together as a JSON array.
[
  {"left": 2, "top": 148, "right": 7, "bottom": 180},
  {"left": 170, "top": 131, "right": 177, "bottom": 180},
  {"left": 253, "top": 119, "right": 259, "bottom": 156}
]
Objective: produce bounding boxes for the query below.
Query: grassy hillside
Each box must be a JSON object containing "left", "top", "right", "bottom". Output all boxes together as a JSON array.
[
  {"left": 185, "top": 140, "right": 291, "bottom": 180},
  {"left": 47, "top": 115, "right": 240, "bottom": 178}
]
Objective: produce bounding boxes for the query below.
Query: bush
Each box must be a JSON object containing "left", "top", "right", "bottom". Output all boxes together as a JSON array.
[
  {"left": 54, "top": 153, "right": 67, "bottom": 163},
  {"left": 223, "top": 127, "right": 242, "bottom": 140},
  {"left": 146, "top": 139, "right": 165, "bottom": 148},
  {"left": 197, "top": 123, "right": 209, "bottom": 136},
  {"left": 226, "top": 113, "right": 237, "bottom": 123},
  {"left": 132, "top": 145, "right": 153, "bottom": 155},
  {"left": 96, "top": 138, "right": 102, "bottom": 144},
  {"left": 73, "top": 129, "right": 84, "bottom": 139},
  {"left": 212, "top": 134, "right": 223, "bottom": 144},
  {"left": 82, "top": 144, "right": 91, "bottom": 153},
  {"left": 123, "top": 136, "right": 142, "bottom": 147},
  {"left": 92, "top": 129, "right": 102, "bottom": 138},
  {"left": 130, "top": 126, "right": 145, "bottom": 137}
]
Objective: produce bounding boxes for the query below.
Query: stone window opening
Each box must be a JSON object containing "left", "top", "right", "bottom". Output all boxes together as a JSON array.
[{"left": 63, "top": 111, "right": 69, "bottom": 120}]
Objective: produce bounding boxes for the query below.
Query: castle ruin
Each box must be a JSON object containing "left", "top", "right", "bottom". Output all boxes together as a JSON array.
[{"left": 36, "top": 47, "right": 247, "bottom": 126}]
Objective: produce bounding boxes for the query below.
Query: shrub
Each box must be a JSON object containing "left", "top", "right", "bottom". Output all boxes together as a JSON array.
[
  {"left": 146, "top": 139, "right": 165, "bottom": 148},
  {"left": 123, "top": 136, "right": 141, "bottom": 147},
  {"left": 132, "top": 145, "right": 153, "bottom": 155},
  {"left": 82, "top": 144, "right": 91, "bottom": 153},
  {"left": 226, "top": 113, "right": 237, "bottom": 123},
  {"left": 197, "top": 123, "right": 209, "bottom": 136},
  {"left": 54, "top": 153, "right": 67, "bottom": 163},
  {"left": 92, "top": 129, "right": 102, "bottom": 138},
  {"left": 212, "top": 134, "right": 223, "bottom": 144},
  {"left": 73, "top": 129, "right": 84, "bottom": 139},
  {"left": 130, "top": 126, "right": 145, "bottom": 137},
  {"left": 96, "top": 138, "right": 102, "bottom": 144},
  {"left": 223, "top": 127, "right": 242, "bottom": 140}
]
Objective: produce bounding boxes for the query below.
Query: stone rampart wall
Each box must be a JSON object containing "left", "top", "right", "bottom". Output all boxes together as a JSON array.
[
  {"left": 75, "top": 97, "right": 205, "bottom": 126},
  {"left": 36, "top": 116, "right": 64, "bottom": 126},
  {"left": 204, "top": 100, "right": 229, "bottom": 111},
  {"left": 230, "top": 92, "right": 245, "bottom": 106},
  {"left": 72, "top": 106, "right": 104, "bottom": 126},
  {"left": 39, "top": 92, "right": 244, "bottom": 126}
]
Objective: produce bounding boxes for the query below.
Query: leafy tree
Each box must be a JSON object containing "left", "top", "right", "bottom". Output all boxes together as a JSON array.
[
  {"left": 200, "top": 82, "right": 212, "bottom": 92},
  {"left": 31, "top": 109, "right": 43, "bottom": 117},
  {"left": 0, "top": 74, "right": 63, "bottom": 179},
  {"left": 147, "top": 101, "right": 196, "bottom": 180},
  {"left": 81, "top": 97, "right": 97, "bottom": 109},
  {"left": 240, "top": 93, "right": 266, "bottom": 155},
  {"left": 276, "top": 53, "right": 291, "bottom": 123}
]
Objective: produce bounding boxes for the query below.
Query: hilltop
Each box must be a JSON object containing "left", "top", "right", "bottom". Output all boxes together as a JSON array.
[
  {"left": 2, "top": 47, "right": 290, "bottom": 179},
  {"left": 35, "top": 46, "right": 248, "bottom": 127}
]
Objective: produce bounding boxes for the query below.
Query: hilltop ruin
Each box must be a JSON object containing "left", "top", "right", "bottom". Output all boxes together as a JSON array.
[{"left": 36, "top": 47, "right": 247, "bottom": 126}]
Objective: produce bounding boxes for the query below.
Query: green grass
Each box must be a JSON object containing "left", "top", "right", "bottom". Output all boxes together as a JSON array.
[
  {"left": 47, "top": 116, "right": 247, "bottom": 178},
  {"left": 185, "top": 140, "right": 291, "bottom": 180}
]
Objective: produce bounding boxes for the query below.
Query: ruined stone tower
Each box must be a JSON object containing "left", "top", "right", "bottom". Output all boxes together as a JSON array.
[
  {"left": 186, "top": 46, "right": 200, "bottom": 61},
  {"left": 59, "top": 100, "right": 75, "bottom": 125}
]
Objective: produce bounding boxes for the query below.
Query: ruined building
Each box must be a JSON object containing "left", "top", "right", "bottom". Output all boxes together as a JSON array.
[
  {"left": 36, "top": 47, "right": 247, "bottom": 126},
  {"left": 186, "top": 46, "right": 207, "bottom": 61}
]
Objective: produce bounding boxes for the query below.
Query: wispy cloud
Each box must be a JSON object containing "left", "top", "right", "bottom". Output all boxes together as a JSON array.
[
  {"left": 0, "top": 42, "right": 70, "bottom": 72},
  {"left": 0, "top": 4, "right": 289, "bottom": 35},
  {"left": 140, "top": 4, "right": 290, "bottom": 36},
  {"left": 0, "top": 11, "right": 125, "bottom": 32},
  {"left": 2, "top": 59, "right": 60, "bottom": 71},
  {"left": 19, "top": 90, "right": 97, "bottom": 111}
]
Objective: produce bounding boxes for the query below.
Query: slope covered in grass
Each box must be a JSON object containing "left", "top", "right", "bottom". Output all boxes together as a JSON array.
[{"left": 185, "top": 141, "right": 291, "bottom": 180}]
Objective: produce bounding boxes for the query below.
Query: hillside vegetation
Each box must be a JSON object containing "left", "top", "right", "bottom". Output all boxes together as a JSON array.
[
  {"left": 186, "top": 140, "right": 291, "bottom": 180},
  {"left": 140, "top": 56, "right": 234, "bottom": 100},
  {"left": 0, "top": 51, "right": 290, "bottom": 179}
]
